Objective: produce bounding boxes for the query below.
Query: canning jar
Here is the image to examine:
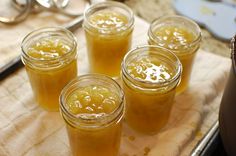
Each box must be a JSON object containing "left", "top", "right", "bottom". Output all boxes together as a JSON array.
[
  {"left": 21, "top": 27, "right": 78, "bottom": 111},
  {"left": 148, "top": 15, "right": 201, "bottom": 93},
  {"left": 60, "top": 74, "right": 124, "bottom": 156},
  {"left": 121, "top": 45, "right": 182, "bottom": 134},
  {"left": 83, "top": 1, "right": 134, "bottom": 77}
]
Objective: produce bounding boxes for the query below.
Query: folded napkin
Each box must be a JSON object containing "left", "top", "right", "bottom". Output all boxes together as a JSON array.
[{"left": 0, "top": 3, "right": 231, "bottom": 156}]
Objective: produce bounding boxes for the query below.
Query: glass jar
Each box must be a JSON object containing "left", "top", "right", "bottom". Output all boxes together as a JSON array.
[
  {"left": 21, "top": 27, "right": 78, "bottom": 111},
  {"left": 60, "top": 74, "right": 124, "bottom": 156},
  {"left": 148, "top": 15, "right": 201, "bottom": 93},
  {"left": 121, "top": 45, "right": 182, "bottom": 134},
  {"left": 83, "top": 1, "right": 134, "bottom": 77}
]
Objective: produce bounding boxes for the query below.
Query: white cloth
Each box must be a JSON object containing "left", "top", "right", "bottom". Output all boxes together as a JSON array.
[{"left": 0, "top": 1, "right": 231, "bottom": 156}]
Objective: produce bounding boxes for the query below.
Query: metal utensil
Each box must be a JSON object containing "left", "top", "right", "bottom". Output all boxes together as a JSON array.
[
  {"left": 34, "top": 0, "right": 83, "bottom": 17},
  {"left": 29, "top": 0, "right": 82, "bottom": 17},
  {"left": 191, "top": 121, "right": 219, "bottom": 156},
  {"left": 0, "top": 0, "right": 31, "bottom": 24},
  {"left": 0, "top": 0, "right": 85, "bottom": 24},
  {"left": 52, "top": 0, "right": 84, "bottom": 18},
  {"left": 12, "top": 0, "right": 69, "bottom": 13}
]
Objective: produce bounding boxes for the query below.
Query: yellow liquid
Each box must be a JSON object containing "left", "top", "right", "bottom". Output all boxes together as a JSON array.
[
  {"left": 151, "top": 26, "right": 199, "bottom": 93},
  {"left": 25, "top": 38, "right": 77, "bottom": 111},
  {"left": 66, "top": 85, "right": 122, "bottom": 156},
  {"left": 123, "top": 57, "right": 176, "bottom": 134},
  {"left": 85, "top": 10, "right": 133, "bottom": 77}
]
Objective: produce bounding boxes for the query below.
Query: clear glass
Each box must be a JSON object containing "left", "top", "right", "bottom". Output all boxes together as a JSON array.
[
  {"left": 148, "top": 15, "right": 201, "bottom": 93},
  {"left": 60, "top": 74, "right": 124, "bottom": 156},
  {"left": 121, "top": 45, "right": 182, "bottom": 134},
  {"left": 83, "top": 1, "right": 134, "bottom": 77},
  {"left": 21, "top": 27, "right": 78, "bottom": 111}
]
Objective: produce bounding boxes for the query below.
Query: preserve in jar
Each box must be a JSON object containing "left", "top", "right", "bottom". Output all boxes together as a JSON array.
[
  {"left": 21, "top": 27, "right": 78, "bottom": 111},
  {"left": 121, "top": 45, "right": 182, "bottom": 134},
  {"left": 83, "top": 1, "right": 134, "bottom": 77},
  {"left": 148, "top": 15, "right": 201, "bottom": 93},
  {"left": 60, "top": 74, "right": 124, "bottom": 156}
]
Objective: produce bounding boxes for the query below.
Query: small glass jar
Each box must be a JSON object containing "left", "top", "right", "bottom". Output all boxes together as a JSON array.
[
  {"left": 83, "top": 1, "right": 134, "bottom": 77},
  {"left": 21, "top": 27, "right": 78, "bottom": 111},
  {"left": 148, "top": 15, "right": 201, "bottom": 93},
  {"left": 60, "top": 74, "right": 124, "bottom": 156},
  {"left": 121, "top": 45, "right": 182, "bottom": 134}
]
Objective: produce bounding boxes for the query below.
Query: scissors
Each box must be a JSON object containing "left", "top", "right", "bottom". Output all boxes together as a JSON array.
[{"left": 0, "top": 0, "right": 84, "bottom": 24}]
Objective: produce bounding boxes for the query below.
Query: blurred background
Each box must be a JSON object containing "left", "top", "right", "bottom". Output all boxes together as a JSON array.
[{"left": 125, "top": 0, "right": 236, "bottom": 58}]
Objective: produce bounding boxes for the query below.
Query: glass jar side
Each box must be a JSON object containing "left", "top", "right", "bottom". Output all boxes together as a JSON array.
[
  {"left": 121, "top": 45, "right": 182, "bottom": 134},
  {"left": 60, "top": 74, "right": 124, "bottom": 156},
  {"left": 148, "top": 15, "right": 201, "bottom": 93},
  {"left": 21, "top": 27, "right": 78, "bottom": 111},
  {"left": 83, "top": 1, "right": 134, "bottom": 77}
]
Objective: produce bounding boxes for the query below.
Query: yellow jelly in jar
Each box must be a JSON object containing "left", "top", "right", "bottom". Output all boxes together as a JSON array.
[
  {"left": 60, "top": 75, "right": 124, "bottom": 156},
  {"left": 127, "top": 57, "right": 174, "bottom": 83},
  {"left": 21, "top": 27, "right": 78, "bottom": 111},
  {"left": 148, "top": 16, "right": 201, "bottom": 93},
  {"left": 67, "top": 85, "right": 119, "bottom": 115},
  {"left": 121, "top": 46, "right": 182, "bottom": 134},
  {"left": 83, "top": 1, "right": 134, "bottom": 77}
]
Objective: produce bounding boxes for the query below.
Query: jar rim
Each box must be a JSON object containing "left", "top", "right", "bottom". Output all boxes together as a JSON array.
[
  {"left": 60, "top": 74, "right": 124, "bottom": 128},
  {"left": 83, "top": 1, "right": 134, "bottom": 35},
  {"left": 21, "top": 27, "right": 77, "bottom": 69},
  {"left": 122, "top": 45, "right": 182, "bottom": 89},
  {"left": 148, "top": 15, "right": 201, "bottom": 53}
]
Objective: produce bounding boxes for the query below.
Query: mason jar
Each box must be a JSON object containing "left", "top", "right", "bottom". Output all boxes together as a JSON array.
[
  {"left": 148, "top": 15, "right": 201, "bottom": 93},
  {"left": 83, "top": 1, "right": 134, "bottom": 77},
  {"left": 21, "top": 27, "right": 78, "bottom": 111},
  {"left": 60, "top": 74, "right": 124, "bottom": 156},
  {"left": 121, "top": 45, "right": 182, "bottom": 134}
]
